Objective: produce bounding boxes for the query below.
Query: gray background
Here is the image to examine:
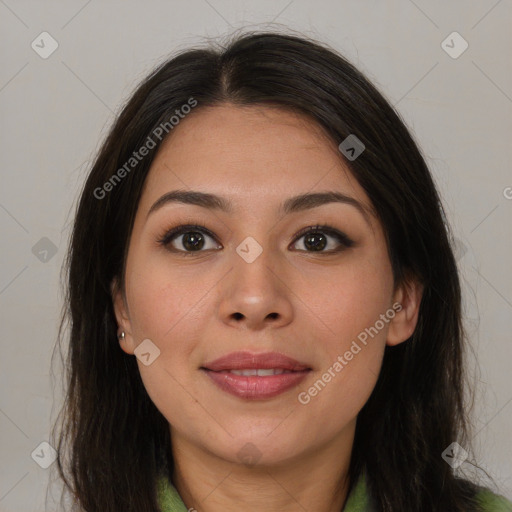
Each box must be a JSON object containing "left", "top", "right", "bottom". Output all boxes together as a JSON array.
[{"left": 0, "top": 1, "right": 511, "bottom": 510}]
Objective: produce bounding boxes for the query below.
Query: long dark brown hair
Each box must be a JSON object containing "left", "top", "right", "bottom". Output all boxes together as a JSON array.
[{"left": 50, "top": 29, "right": 494, "bottom": 511}]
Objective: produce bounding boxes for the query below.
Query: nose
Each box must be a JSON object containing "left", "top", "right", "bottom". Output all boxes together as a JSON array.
[{"left": 217, "top": 247, "right": 294, "bottom": 331}]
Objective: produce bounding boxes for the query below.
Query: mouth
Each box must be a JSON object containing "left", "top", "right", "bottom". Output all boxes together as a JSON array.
[{"left": 200, "top": 351, "right": 312, "bottom": 400}]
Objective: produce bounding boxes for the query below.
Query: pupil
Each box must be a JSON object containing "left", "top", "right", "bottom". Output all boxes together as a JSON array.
[
  {"left": 305, "top": 232, "right": 326, "bottom": 251},
  {"left": 183, "top": 232, "right": 204, "bottom": 251}
]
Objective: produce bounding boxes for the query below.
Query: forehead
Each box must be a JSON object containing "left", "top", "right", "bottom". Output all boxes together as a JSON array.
[{"left": 140, "top": 104, "right": 372, "bottom": 216}]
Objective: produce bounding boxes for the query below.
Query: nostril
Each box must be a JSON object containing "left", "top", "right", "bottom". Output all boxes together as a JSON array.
[{"left": 233, "top": 312, "right": 244, "bottom": 320}]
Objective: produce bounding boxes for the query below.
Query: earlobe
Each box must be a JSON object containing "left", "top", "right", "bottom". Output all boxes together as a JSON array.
[
  {"left": 386, "top": 277, "right": 424, "bottom": 347},
  {"left": 111, "top": 277, "right": 135, "bottom": 355}
]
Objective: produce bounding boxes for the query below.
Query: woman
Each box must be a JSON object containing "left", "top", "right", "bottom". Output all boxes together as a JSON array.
[{"left": 51, "top": 31, "right": 512, "bottom": 511}]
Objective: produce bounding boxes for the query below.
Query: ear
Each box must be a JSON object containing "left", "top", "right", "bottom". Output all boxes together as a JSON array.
[
  {"left": 111, "top": 277, "right": 136, "bottom": 355},
  {"left": 386, "top": 275, "right": 424, "bottom": 347}
]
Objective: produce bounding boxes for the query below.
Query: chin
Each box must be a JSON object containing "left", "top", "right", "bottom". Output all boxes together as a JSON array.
[{"left": 208, "top": 431, "right": 302, "bottom": 467}]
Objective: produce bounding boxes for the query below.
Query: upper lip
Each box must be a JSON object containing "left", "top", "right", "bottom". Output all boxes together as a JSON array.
[{"left": 201, "top": 351, "right": 311, "bottom": 372}]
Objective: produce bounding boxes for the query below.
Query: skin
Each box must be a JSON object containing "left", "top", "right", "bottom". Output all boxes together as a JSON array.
[{"left": 112, "top": 104, "right": 423, "bottom": 512}]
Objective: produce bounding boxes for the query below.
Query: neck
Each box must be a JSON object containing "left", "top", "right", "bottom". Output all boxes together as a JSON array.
[{"left": 170, "top": 421, "right": 355, "bottom": 512}]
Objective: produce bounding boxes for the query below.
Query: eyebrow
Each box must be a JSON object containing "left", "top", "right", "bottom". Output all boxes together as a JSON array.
[{"left": 146, "top": 189, "right": 374, "bottom": 225}]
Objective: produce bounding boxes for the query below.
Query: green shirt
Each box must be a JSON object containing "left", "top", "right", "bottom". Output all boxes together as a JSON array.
[{"left": 156, "top": 472, "right": 512, "bottom": 511}]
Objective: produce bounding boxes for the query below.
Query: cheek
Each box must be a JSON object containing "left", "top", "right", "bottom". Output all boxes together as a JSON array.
[
  {"left": 297, "top": 352, "right": 382, "bottom": 447},
  {"left": 293, "top": 253, "right": 392, "bottom": 412},
  {"left": 124, "top": 259, "right": 211, "bottom": 430},
  {"left": 299, "top": 252, "right": 393, "bottom": 353},
  {"left": 125, "top": 254, "right": 209, "bottom": 343}
]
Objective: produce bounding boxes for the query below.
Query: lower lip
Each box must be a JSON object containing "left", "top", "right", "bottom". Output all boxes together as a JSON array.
[{"left": 202, "top": 369, "right": 310, "bottom": 400}]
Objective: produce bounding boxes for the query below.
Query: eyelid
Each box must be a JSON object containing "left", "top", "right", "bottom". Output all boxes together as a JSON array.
[
  {"left": 290, "top": 224, "right": 354, "bottom": 248},
  {"left": 156, "top": 223, "right": 218, "bottom": 247}
]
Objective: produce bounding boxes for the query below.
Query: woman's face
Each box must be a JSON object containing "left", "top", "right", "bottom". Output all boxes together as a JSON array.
[{"left": 113, "top": 104, "right": 420, "bottom": 466}]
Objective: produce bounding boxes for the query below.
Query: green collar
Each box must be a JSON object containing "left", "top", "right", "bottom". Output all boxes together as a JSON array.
[
  {"left": 157, "top": 471, "right": 370, "bottom": 511},
  {"left": 157, "top": 471, "right": 512, "bottom": 511}
]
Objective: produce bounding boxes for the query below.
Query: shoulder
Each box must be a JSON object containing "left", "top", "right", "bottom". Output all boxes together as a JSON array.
[{"left": 475, "top": 488, "right": 512, "bottom": 511}]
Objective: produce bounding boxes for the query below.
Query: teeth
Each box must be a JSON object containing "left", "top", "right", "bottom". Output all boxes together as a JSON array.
[{"left": 229, "top": 368, "right": 292, "bottom": 376}]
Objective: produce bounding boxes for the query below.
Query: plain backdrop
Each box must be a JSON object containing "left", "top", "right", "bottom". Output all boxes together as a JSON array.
[{"left": 0, "top": 1, "right": 511, "bottom": 510}]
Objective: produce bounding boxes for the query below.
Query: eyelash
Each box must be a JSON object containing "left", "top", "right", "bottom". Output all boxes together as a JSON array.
[{"left": 156, "top": 223, "right": 355, "bottom": 255}]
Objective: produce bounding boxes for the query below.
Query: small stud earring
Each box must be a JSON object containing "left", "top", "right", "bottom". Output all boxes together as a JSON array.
[{"left": 118, "top": 331, "right": 125, "bottom": 340}]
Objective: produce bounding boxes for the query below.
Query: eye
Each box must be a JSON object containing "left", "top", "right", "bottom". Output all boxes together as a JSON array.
[
  {"left": 157, "top": 224, "right": 221, "bottom": 254},
  {"left": 290, "top": 224, "right": 354, "bottom": 253},
  {"left": 157, "top": 223, "right": 354, "bottom": 255}
]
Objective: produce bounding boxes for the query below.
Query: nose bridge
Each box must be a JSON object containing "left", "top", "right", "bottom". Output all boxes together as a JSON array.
[{"left": 217, "top": 235, "right": 293, "bottom": 329}]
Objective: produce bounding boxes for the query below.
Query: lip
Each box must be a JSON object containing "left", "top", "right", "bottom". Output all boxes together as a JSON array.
[
  {"left": 202, "top": 351, "right": 311, "bottom": 372},
  {"left": 201, "top": 351, "right": 311, "bottom": 400}
]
